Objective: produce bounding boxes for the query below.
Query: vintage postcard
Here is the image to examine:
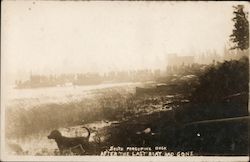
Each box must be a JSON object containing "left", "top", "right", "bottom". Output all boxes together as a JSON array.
[{"left": 1, "top": 1, "right": 249, "bottom": 162}]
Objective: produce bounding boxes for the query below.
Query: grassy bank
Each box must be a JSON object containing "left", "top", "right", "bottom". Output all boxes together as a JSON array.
[{"left": 6, "top": 87, "right": 130, "bottom": 138}]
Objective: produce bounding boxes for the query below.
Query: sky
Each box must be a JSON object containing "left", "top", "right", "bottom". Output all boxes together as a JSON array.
[{"left": 2, "top": 1, "right": 249, "bottom": 79}]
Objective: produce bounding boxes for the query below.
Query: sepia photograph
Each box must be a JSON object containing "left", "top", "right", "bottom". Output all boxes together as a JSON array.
[{"left": 1, "top": 1, "right": 249, "bottom": 161}]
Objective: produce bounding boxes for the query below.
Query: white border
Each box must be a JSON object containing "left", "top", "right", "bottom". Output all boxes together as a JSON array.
[{"left": 1, "top": 1, "right": 249, "bottom": 162}]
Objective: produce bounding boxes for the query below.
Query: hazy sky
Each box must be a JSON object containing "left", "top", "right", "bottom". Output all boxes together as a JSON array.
[{"left": 2, "top": 1, "right": 249, "bottom": 76}]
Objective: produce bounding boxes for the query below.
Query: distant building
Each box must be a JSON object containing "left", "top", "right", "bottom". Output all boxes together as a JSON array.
[
  {"left": 167, "top": 54, "right": 194, "bottom": 66},
  {"left": 195, "top": 50, "right": 222, "bottom": 64}
]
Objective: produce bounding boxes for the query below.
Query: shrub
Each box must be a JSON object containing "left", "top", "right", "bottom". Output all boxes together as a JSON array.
[
  {"left": 192, "top": 56, "right": 249, "bottom": 103},
  {"left": 176, "top": 56, "right": 249, "bottom": 123}
]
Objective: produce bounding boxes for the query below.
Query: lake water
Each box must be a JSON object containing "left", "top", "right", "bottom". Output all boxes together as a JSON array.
[{"left": 5, "top": 82, "right": 140, "bottom": 107}]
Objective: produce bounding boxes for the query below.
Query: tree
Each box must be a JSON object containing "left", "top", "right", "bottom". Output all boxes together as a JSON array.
[{"left": 230, "top": 5, "right": 249, "bottom": 50}]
